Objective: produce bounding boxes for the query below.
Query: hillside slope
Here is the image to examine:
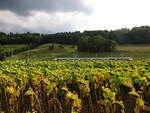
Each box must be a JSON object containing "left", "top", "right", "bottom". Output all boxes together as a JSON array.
[{"left": 6, "top": 43, "right": 150, "bottom": 61}]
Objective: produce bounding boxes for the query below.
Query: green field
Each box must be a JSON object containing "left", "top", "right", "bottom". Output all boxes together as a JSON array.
[
  {"left": 3, "top": 44, "right": 27, "bottom": 52},
  {"left": 6, "top": 43, "right": 150, "bottom": 61}
]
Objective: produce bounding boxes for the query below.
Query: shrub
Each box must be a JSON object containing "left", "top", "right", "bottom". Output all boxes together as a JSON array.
[
  {"left": 58, "top": 45, "right": 64, "bottom": 49},
  {"left": 48, "top": 44, "right": 54, "bottom": 50}
]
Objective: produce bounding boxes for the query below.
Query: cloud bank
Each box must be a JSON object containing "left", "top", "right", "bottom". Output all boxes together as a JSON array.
[
  {"left": 0, "top": 0, "right": 91, "bottom": 33},
  {"left": 1, "top": 0, "right": 150, "bottom": 33},
  {"left": 0, "top": 11, "right": 77, "bottom": 33}
]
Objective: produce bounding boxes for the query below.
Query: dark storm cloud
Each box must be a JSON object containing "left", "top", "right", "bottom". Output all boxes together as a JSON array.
[{"left": 0, "top": 0, "right": 91, "bottom": 15}]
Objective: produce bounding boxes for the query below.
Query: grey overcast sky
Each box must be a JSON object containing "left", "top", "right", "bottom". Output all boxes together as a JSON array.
[{"left": 0, "top": 0, "right": 150, "bottom": 33}]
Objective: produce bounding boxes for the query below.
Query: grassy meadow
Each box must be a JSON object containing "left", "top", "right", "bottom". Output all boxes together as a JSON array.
[{"left": 5, "top": 43, "right": 150, "bottom": 61}]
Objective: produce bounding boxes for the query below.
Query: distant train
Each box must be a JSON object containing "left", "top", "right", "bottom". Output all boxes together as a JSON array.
[{"left": 53, "top": 57, "right": 133, "bottom": 61}]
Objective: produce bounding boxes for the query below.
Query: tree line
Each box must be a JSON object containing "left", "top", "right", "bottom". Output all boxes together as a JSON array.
[{"left": 1, "top": 26, "right": 150, "bottom": 45}]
